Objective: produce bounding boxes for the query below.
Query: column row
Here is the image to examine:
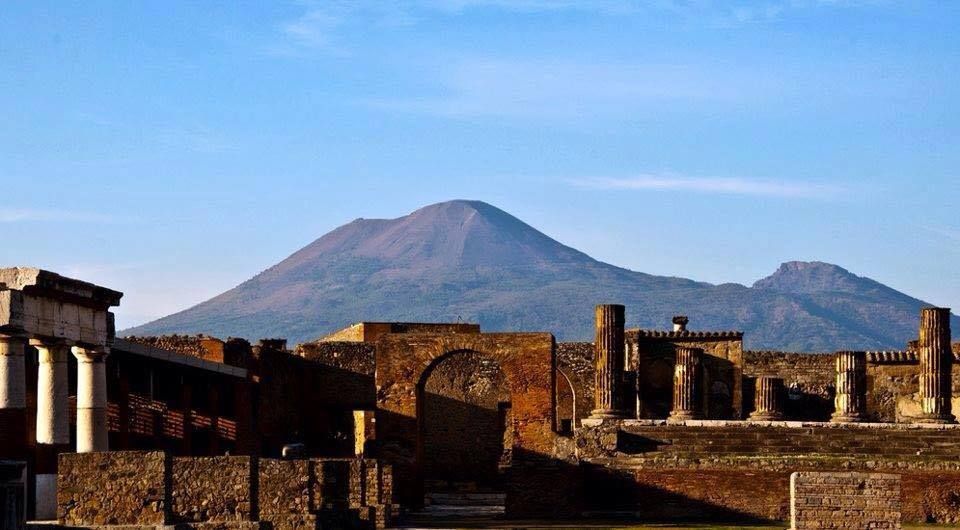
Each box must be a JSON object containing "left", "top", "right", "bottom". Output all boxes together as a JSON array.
[{"left": 588, "top": 305, "right": 954, "bottom": 423}]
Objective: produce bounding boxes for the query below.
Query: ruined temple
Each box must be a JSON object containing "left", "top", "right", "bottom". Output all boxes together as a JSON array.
[{"left": 2, "top": 267, "right": 960, "bottom": 529}]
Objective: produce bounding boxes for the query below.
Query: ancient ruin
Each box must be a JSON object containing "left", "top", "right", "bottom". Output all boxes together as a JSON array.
[{"left": 2, "top": 266, "right": 960, "bottom": 529}]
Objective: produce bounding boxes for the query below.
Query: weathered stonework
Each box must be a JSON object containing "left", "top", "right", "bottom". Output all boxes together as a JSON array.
[
  {"left": 791, "top": 472, "right": 901, "bottom": 530},
  {"left": 57, "top": 451, "right": 168, "bottom": 526},
  {"left": 171, "top": 456, "right": 254, "bottom": 523},
  {"left": 832, "top": 351, "right": 868, "bottom": 422},
  {"left": 918, "top": 307, "right": 954, "bottom": 423}
]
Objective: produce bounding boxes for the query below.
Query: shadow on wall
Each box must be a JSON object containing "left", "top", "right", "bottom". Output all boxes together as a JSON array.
[
  {"left": 256, "top": 347, "right": 377, "bottom": 458},
  {"left": 376, "top": 397, "right": 782, "bottom": 523}
]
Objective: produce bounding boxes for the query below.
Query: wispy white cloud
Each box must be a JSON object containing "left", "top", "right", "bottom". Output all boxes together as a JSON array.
[
  {"left": 0, "top": 209, "right": 116, "bottom": 223},
  {"left": 361, "top": 57, "right": 789, "bottom": 120},
  {"left": 569, "top": 174, "right": 843, "bottom": 199},
  {"left": 271, "top": 0, "right": 886, "bottom": 55}
]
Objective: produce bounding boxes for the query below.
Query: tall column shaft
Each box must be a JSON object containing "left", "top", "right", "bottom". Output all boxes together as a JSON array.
[
  {"left": 749, "top": 376, "right": 785, "bottom": 421},
  {"left": 73, "top": 346, "right": 110, "bottom": 452},
  {"left": 34, "top": 342, "right": 70, "bottom": 445},
  {"left": 32, "top": 340, "right": 71, "bottom": 520},
  {"left": 0, "top": 334, "right": 28, "bottom": 458},
  {"left": 669, "top": 347, "right": 703, "bottom": 422},
  {"left": 831, "top": 351, "right": 868, "bottom": 422},
  {"left": 918, "top": 307, "right": 954, "bottom": 423},
  {"left": 591, "top": 304, "right": 627, "bottom": 418}
]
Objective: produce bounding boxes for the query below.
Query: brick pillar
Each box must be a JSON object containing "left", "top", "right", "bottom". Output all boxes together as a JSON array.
[
  {"left": 0, "top": 334, "right": 28, "bottom": 459},
  {"left": 31, "top": 340, "right": 70, "bottom": 519},
  {"left": 72, "top": 346, "right": 109, "bottom": 452},
  {"left": 590, "top": 304, "right": 627, "bottom": 418},
  {"left": 669, "top": 347, "right": 703, "bottom": 422},
  {"left": 918, "top": 307, "right": 954, "bottom": 424},
  {"left": 831, "top": 351, "right": 868, "bottom": 423},
  {"left": 749, "top": 376, "right": 785, "bottom": 421}
]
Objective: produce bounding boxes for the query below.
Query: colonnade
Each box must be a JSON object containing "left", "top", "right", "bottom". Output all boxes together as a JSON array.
[
  {"left": 589, "top": 305, "right": 954, "bottom": 424},
  {"left": 0, "top": 333, "right": 109, "bottom": 518}
]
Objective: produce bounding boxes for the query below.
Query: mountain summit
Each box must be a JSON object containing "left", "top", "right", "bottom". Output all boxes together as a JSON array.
[{"left": 125, "top": 200, "right": 955, "bottom": 350}]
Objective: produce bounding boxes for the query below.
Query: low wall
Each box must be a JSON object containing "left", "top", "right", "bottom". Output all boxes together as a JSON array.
[
  {"left": 791, "top": 472, "right": 901, "bottom": 530},
  {"left": 576, "top": 420, "right": 960, "bottom": 524},
  {"left": 57, "top": 451, "right": 168, "bottom": 526},
  {"left": 171, "top": 456, "right": 254, "bottom": 523},
  {"left": 58, "top": 452, "right": 395, "bottom": 529}
]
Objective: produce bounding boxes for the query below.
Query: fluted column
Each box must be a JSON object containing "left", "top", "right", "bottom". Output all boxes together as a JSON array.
[
  {"left": 918, "top": 307, "right": 954, "bottom": 424},
  {"left": 0, "top": 333, "right": 28, "bottom": 458},
  {"left": 669, "top": 346, "right": 703, "bottom": 422},
  {"left": 590, "top": 304, "right": 627, "bottom": 418},
  {"left": 749, "top": 376, "right": 785, "bottom": 421},
  {"left": 72, "top": 346, "right": 110, "bottom": 452},
  {"left": 32, "top": 339, "right": 71, "bottom": 519},
  {"left": 831, "top": 350, "right": 868, "bottom": 423}
]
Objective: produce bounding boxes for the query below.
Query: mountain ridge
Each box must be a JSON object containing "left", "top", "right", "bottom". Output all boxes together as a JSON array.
[{"left": 124, "top": 200, "right": 957, "bottom": 350}]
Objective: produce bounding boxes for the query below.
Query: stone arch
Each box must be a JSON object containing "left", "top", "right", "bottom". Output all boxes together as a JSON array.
[
  {"left": 374, "top": 333, "right": 556, "bottom": 507},
  {"left": 416, "top": 349, "right": 511, "bottom": 489},
  {"left": 555, "top": 368, "right": 576, "bottom": 433}
]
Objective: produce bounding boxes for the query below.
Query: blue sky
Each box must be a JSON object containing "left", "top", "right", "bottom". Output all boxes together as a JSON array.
[{"left": 1, "top": 1, "right": 958, "bottom": 330}]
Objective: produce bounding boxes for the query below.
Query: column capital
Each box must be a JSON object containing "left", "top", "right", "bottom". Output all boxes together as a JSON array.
[
  {"left": 31, "top": 338, "right": 72, "bottom": 363},
  {"left": 71, "top": 345, "right": 109, "bottom": 363},
  {"left": 0, "top": 332, "right": 27, "bottom": 352}
]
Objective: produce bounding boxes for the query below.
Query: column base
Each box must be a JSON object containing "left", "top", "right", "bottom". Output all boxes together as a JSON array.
[
  {"left": 748, "top": 411, "right": 784, "bottom": 422},
  {"left": 830, "top": 412, "right": 868, "bottom": 423},
  {"left": 34, "top": 473, "right": 57, "bottom": 520},
  {"left": 667, "top": 411, "right": 702, "bottom": 423},
  {"left": 914, "top": 413, "right": 956, "bottom": 424},
  {"left": 589, "top": 409, "right": 628, "bottom": 419}
]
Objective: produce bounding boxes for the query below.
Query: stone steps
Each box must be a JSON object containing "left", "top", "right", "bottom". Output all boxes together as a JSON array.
[
  {"left": 614, "top": 425, "right": 960, "bottom": 458},
  {"left": 405, "top": 491, "right": 507, "bottom": 522}
]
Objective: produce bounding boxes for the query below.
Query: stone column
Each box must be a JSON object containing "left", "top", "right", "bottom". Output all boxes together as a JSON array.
[
  {"left": 669, "top": 346, "right": 703, "bottom": 422},
  {"left": 72, "top": 346, "right": 110, "bottom": 452},
  {"left": 749, "top": 376, "right": 785, "bottom": 421},
  {"left": 590, "top": 304, "right": 627, "bottom": 418},
  {"left": 918, "top": 307, "right": 954, "bottom": 423},
  {"left": 31, "top": 339, "right": 71, "bottom": 519},
  {"left": 831, "top": 350, "right": 868, "bottom": 423},
  {"left": 0, "top": 334, "right": 28, "bottom": 458}
]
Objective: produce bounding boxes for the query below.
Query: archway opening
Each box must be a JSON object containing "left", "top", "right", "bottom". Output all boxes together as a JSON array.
[{"left": 417, "top": 350, "right": 511, "bottom": 492}]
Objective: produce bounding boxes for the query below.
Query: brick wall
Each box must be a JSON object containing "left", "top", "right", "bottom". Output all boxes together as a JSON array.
[{"left": 790, "top": 472, "right": 901, "bottom": 529}]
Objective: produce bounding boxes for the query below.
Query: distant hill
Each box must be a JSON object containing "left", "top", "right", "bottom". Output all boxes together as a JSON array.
[{"left": 124, "top": 200, "right": 958, "bottom": 350}]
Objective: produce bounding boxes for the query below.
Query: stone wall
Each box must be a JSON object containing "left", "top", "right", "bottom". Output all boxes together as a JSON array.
[
  {"left": 556, "top": 342, "right": 593, "bottom": 429},
  {"left": 631, "top": 332, "right": 744, "bottom": 419},
  {"left": 58, "top": 452, "right": 395, "bottom": 529},
  {"left": 57, "top": 451, "right": 168, "bottom": 526},
  {"left": 253, "top": 341, "right": 376, "bottom": 457},
  {"left": 170, "top": 456, "right": 254, "bottom": 523},
  {"left": 575, "top": 420, "right": 960, "bottom": 524},
  {"left": 374, "top": 332, "right": 557, "bottom": 514},
  {"left": 258, "top": 459, "right": 314, "bottom": 529},
  {"left": 743, "top": 351, "right": 834, "bottom": 420},
  {"left": 791, "top": 472, "right": 901, "bottom": 529}
]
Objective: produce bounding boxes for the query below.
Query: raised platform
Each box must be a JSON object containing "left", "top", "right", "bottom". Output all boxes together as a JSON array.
[{"left": 574, "top": 419, "right": 960, "bottom": 524}]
